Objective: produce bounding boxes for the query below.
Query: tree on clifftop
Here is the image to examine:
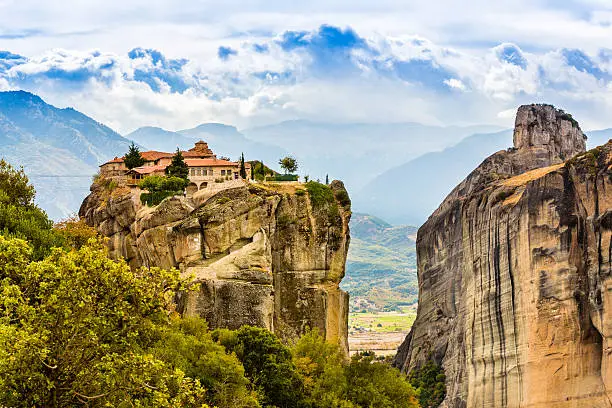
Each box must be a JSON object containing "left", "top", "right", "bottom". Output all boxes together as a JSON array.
[
  {"left": 279, "top": 156, "right": 298, "bottom": 174},
  {"left": 124, "top": 142, "right": 146, "bottom": 169},
  {"left": 165, "top": 148, "right": 189, "bottom": 180}
]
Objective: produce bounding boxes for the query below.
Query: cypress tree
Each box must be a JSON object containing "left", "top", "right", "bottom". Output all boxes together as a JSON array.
[
  {"left": 240, "top": 153, "right": 247, "bottom": 179},
  {"left": 165, "top": 148, "right": 189, "bottom": 180},
  {"left": 124, "top": 142, "right": 146, "bottom": 169},
  {"left": 325, "top": 174, "right": 329, "bottom": 185}
]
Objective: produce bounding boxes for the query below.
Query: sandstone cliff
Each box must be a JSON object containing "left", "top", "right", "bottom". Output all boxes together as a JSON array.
[
  {"left": 394, "top": 105, "right": 612, "bottom": 407},
  {"left": 79, "top": 180, "right": 351, "bottom": 353}
]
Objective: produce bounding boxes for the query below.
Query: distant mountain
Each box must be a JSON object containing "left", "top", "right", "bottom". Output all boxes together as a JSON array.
[
  {"left": 342, "top": 213, "right": 418, "bottom": 311},
  {"left": 125, "top": 126, "right": 194, "bottom": 152},
  {"left": 243, "top": 120, "right": 505, "bottom": 192},
  {"left": 0, "top": 91, "right": 132, "bottom": 219},
  {"left": 126, "top": 123, "right": 287, "bottom": 167},
  {"left": 353, "top": 130, "right": 513, "bottom": 225}
]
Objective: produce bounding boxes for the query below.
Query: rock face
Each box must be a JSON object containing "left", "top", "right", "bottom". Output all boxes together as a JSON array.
[
  {"left": 79, "top": 180, "right": 351, "bottom": 353},
  {"left": 393, "top": 105, "right": 612, "bottom": 407}
]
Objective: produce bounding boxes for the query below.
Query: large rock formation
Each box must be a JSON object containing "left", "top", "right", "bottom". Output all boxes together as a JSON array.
[
  {"left": 393, "top": 104, "right": 612, "bottom": 407},
  {"left": 79, "top": 180, "right": 351, "bottom": 353}
]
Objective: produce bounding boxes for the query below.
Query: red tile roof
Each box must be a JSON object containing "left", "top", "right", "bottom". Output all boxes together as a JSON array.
[
  {"left": 141, "top": 151, "right": 172, "bottom": 161},
  {"left": 128, "top": 165, "right": 167, "bottom": 175}
]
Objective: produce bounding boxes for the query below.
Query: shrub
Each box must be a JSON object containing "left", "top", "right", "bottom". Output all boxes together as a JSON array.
[
  {"left": 140, "top": 190, "right": 180, "bottom": 206},
  {"left": 272, "top": 174, "right": 299, "bottom": 182},
  {"left": 409, "top": 360, "right": 447, "bottom": 408},
  {"left": 139, "top": 176, "right": 189, "bottom": 206},
  {"left": 305, "top": 181, "right": 336, "bottom": 209}
]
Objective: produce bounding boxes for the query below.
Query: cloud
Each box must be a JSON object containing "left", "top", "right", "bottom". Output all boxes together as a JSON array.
[
  {"left": 127, "top": 47, "right": 190, "bottom": 92},
  {"left": 2, "top": 23, "right": 612, "bottom": 132}
]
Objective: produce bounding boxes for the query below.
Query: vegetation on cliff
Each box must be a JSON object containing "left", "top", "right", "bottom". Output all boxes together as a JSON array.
[
  {"left": 0, "top": 164, "right": 421, "bottom": 407},
  {"left": 138, "top": 175, "right": 189, "bottom": 206}
]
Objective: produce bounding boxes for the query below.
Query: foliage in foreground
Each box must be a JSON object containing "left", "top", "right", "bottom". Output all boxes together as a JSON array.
[
  {"left": 0, "top": 236, "right": 210, "bottom": 407},
  {"left": 0, "top": 159, "right": 63, "bottom": 259}
]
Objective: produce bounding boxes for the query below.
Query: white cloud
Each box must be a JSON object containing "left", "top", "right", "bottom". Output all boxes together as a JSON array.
[{"left": 1, "top": 1, "right": 612, "bottom": 132}]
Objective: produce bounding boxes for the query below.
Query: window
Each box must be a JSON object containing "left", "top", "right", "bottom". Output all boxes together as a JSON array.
[
  {"left": 190, "top": 168, "right": 195, "bottom": 176},
  {"left": 197, "top": 168, "right": 201, "bottom": 176},
  {"left": 203, "top": 169, "right": 207, "bottom": 176},
  {"left": 221, "top": 170, "right": 226, "bottom": 176},
  {"left": 209, "top": 168, "right": 214, "bottom": 176}
]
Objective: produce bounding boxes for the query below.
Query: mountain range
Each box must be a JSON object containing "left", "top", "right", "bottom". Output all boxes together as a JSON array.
[{"left": 1, "top": 90, "right": 611, "bottom": 226}]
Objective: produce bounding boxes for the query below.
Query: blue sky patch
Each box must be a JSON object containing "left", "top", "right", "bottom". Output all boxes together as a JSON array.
[
  {"left": 218, "top": 46, "right": 238, "bottom": 60},
  {"left": 562, "top": 49, "right": 610, "bottom": 81},
  {"left": 496, "top": 44, "right": 528, "bottom": 69}
]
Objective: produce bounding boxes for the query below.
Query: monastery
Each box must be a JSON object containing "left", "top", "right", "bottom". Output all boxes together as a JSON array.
[{"left": 100, "top": 140, "right": 251, "bottom": 195}]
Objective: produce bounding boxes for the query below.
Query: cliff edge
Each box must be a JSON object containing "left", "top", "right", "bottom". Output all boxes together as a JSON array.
[
  {"left": 80, "top": 180, "right": 351, "bottom": 353},
  {"left": 393, "top": 105, "right": 612, "bottom": 407}
]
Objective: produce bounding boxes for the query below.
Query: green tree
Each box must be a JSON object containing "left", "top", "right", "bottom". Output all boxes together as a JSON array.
[
  {"left": 409, "top": 360, "right": 446, "bottom": 408},
  {"left": 325, "top": 174, "right": 329, "bottom": 185},
  {"left": 240, "top": 153, "right": 247, "bottom": 179},
  {"left": 0, "top": 159, "right": 62, "bottom": 259},
  {"left": 345, "top": 353, "right": 419, "bottom": 408},
  {"left": 292, "top": 329, "right": 353, "bottom": 408},
  {"left": 0, "top": 236, "right": 209, "bottom": 407},
  {"left": 165, "top": 148, "right": 189, "bottom": 180},
  {"left": 279, "top": 156, "right": 298, "bottom": 174},
  {"left": 150, "top": 317, "right": 259, "bottom": 408},
  {"left": 124, "top": 142, "right": 146, "bottom": 169},
  {"left": 214, "top": 326, "right": 308, "bottom": 408},
  {"left": 250, "top": 161, "right": 255, "bottom": 180}
]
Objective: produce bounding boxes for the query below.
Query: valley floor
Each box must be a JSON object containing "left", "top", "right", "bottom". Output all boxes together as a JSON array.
[{"left": 348, "top": 307, "right": 416, "bottom": 356}]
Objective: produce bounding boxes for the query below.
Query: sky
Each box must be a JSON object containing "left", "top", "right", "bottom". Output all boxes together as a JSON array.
[{"left": 1, "top": 0, "right": 612, "bottom": 133}]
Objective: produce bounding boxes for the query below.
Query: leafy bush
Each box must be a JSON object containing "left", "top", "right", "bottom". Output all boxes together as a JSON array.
[
  {"left": 292, "top": 330, "right": 420, "bottom": 408},
  {"left": 0, "top": 236, "right": 209, "bottom": 407},
  {"left": 409, "top": 360, "right": 447, "bottom": 408},
  {"left": 272, "top": 174, "right": 299, "bottom": 182},
  {"left": 0, "top": 160, "right": 63, "bottom": 259},
  {"left": 140, "top": 190, "right": 180, "bottom": 206},
  {"left": 305, "top": 181, "right": 336, "bottom": 209},
  {"left": 139, "top": 175, "right": 188, "bottom": 192},
  {"left": 139, "top": 175, "right": 189, "bottom": 206}
]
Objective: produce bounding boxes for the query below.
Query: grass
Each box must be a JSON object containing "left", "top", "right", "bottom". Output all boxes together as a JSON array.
[{"left": 349, "top": 309, "right": 417, "bottom": 333}]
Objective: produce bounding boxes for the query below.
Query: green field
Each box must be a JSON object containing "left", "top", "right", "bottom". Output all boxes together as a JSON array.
[{"left": 349, "top": 308, "right": 417, "bottom": 333}]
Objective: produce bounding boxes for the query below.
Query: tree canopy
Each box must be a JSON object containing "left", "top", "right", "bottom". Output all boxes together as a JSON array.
[
  {"left": 124, "top": 142, "right": 146, "bottom": 169},
  {"left": 279, "top": 156, "right": 298, "bottom": 174},
  {"left": 165, "top": 148, "right": 189, "bottom": 180},
  {"left": 0, "top": 159, "right": 63, "bottom": 259}
]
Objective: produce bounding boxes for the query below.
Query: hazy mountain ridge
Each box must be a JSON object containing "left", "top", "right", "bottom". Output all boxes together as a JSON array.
[
  {"left": 243, "top": 120, "right": 506, "bottom": 192},
  {"left": 342, "top": 213, "right": 418, "bottom": 311},
  {"left": 0, "top": 91, "right": 133, "bottom": 219}
]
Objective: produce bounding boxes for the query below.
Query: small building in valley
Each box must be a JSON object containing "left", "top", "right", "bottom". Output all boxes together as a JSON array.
[{"left": 100, "top": 141, "right": 250, "bottom": 194}]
